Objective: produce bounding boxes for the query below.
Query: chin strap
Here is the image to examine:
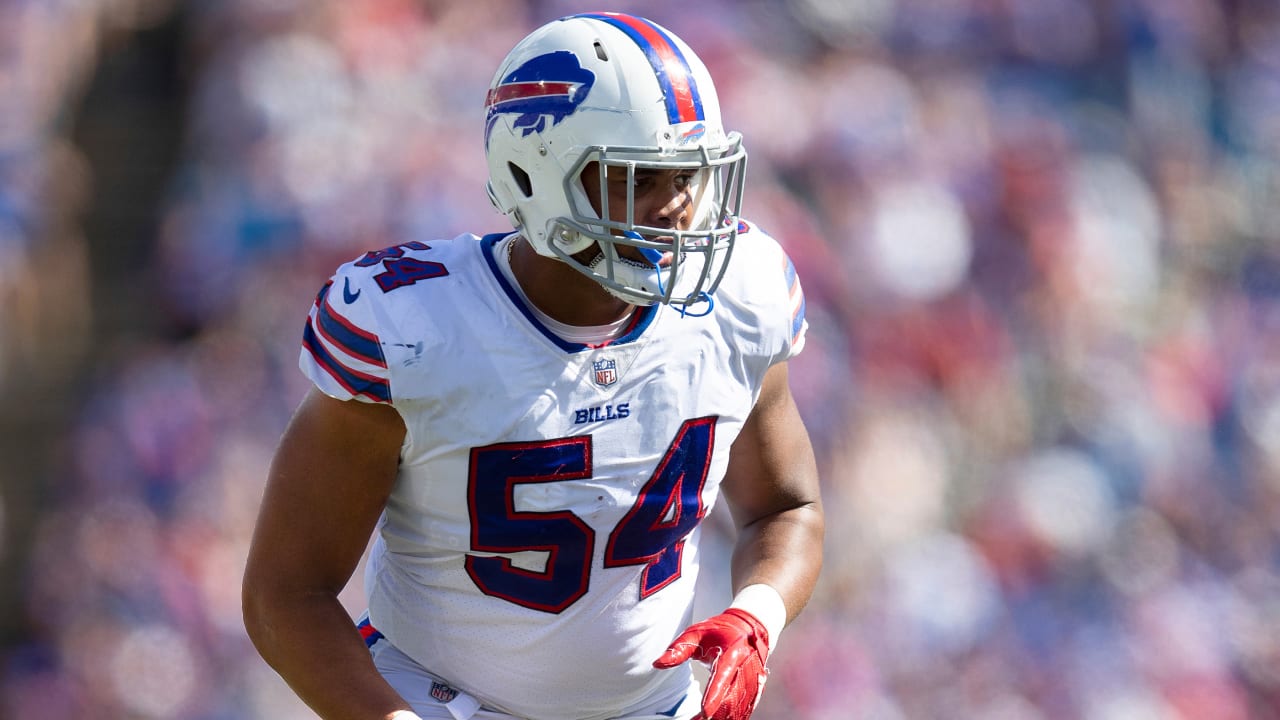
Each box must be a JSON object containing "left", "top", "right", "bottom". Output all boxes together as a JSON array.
[
  {"left": 590, "top": 233, "right": 719, "bottom": 314},
  {"left": 642, "top": 242, "right": 669, "bottom": 305},
  {"left": 676, "top": 292, "right": 715, "bottom": 318},
  {"left": 636, "top": 238, "right": 716, "bottom": 318}
]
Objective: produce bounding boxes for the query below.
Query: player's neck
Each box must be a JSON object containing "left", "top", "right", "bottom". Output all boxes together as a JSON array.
[{"left": 509, "top": 235, "right": 636, "bottom": 327}]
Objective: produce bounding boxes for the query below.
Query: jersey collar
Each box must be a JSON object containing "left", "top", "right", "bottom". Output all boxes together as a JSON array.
[{"left": 479, "top": 233, "right": 657, "bottom": 352}]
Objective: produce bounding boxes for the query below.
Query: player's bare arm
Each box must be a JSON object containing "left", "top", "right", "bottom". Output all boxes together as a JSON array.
[
  {"left": 242, "top": 389, "right": 413, "bottom": 720},
  {"left": 720, "top": 360, "right": 824, "bottom": 622},
  {"left": 654, "top": 361, "right": 824, "bottom": 720}
]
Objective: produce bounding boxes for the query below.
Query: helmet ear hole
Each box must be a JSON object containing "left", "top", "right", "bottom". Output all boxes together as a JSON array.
[{"left": 508, "top": 163, "right": 533, "bottom": 198}]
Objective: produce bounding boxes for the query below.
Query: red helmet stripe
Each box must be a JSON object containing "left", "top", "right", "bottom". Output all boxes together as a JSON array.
[
  {"left": 486, "top": 81, "right": 580, "bottom": 108},
  {"left": 576, "top": 12, "right": 704, "bottom": 124}
]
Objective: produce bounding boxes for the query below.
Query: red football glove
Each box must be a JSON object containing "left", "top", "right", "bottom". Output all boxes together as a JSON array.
[{"left": 653, "top": 608, "right": 771, "bottom": 720}]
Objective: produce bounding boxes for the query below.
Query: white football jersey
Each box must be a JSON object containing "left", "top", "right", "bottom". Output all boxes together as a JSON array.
[{"left": 298, "top": 222, "right": 807, "bottom": 720}]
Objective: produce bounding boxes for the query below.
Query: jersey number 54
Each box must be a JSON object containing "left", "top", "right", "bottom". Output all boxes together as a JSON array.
[{"left": 465, "top": 417, "right": 715, "bottom": 613}]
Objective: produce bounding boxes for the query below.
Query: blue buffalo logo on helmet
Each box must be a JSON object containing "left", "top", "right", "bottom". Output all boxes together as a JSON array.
[{"left": 485, "top": 50, "right": 595, "bottom": 147}]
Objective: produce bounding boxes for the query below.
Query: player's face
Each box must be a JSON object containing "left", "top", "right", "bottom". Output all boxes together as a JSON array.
[{"left": 580, "top": 162, "right": 696, "bottom": 239}]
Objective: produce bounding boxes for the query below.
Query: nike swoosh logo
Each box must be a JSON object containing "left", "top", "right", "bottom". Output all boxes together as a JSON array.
[{"left": 343, "top": 277, "right": 361, "bottom": 304}]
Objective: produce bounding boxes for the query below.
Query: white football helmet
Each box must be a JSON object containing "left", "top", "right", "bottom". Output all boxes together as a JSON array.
[{"left": 484, "top": 12, "right": 747, "bottom": 308}]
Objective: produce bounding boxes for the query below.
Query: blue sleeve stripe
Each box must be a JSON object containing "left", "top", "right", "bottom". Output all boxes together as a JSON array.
[
  {"left": 315, "top": 284, "right": 387, "bottom": 368},
  {"left": 791, "top": 294, "right": 807, "bottom": 346},
  {"left": 784, "top": 257, "right": 797, "bottom": 287},
  {"left": 303, "top": 320, "right": 392, "bottom": 403},
  {"left": 783, "top": 255, "right": 805, "bottom": 345}
]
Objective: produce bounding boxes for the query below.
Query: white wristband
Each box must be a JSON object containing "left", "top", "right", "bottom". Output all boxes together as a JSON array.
[
  {"left": 729, "top": 583, "right": 787, "bottom": 648},
  {"left": 388, "top": 712, "right": 423, "bottom": 720}
]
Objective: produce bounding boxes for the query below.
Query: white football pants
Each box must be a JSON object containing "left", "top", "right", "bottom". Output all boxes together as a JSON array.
[{"left": 369, "top": 629, "right": 701, "bottom": 720}]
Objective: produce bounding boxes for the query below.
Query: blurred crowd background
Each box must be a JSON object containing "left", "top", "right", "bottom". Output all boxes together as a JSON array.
[{"left": 2, "top": 0, "right": 1279, "bottom": 718}]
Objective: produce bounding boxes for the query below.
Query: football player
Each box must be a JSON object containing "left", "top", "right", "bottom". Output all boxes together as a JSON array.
[{"left": 243, "top": 11, "right": 824, "bottom": 720}]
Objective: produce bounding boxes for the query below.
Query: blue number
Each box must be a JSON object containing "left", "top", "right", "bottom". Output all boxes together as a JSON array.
[
  {"left": 352, "top": 242, "right": 448, "bottom": 291},
  {"left": 605, "top": 417, "right": 713, "bottom": 597},
  {"left": 354, "top": 241, "right": 430, "bottom": 267},
  {"left": 374, "top": 257, "right": 448, "bottom": 291},
  {"left": 466, "top": 438, "right": 594, "bottom": 613},
  {"left": 465, "top": 418, "right": 715, "bottom": 612}
]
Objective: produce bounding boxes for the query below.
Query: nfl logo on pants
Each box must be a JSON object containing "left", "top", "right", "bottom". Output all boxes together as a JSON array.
[
  {"left": 430, "top": 681, "right": 458, "bottom": 703},
  {"left": 593, "top": 358, "right": 617, "bottom": 387}
]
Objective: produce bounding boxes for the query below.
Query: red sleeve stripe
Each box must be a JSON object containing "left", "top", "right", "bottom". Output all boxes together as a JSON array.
[
  {"left": 303, "top": 316, "right": 392, "bottom": 403},
  {"left": 314, "top": 282, "right": 387, "bottom": 368}
]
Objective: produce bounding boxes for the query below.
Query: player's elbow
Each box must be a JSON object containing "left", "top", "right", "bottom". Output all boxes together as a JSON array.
[
  {"left": 241, "top": 567, "right": 286, "bottom": 656},
  {"left": 242, "top": 581, "right": 268, "bottom": 649}
]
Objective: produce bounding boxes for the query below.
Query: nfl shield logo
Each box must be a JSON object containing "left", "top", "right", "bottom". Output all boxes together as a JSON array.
[
  {"left": 593, "top": 358, "right": 618, "bottom": 387},
  {"left": 430, "top": 681, "right": 458, "bottom": 703}
]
